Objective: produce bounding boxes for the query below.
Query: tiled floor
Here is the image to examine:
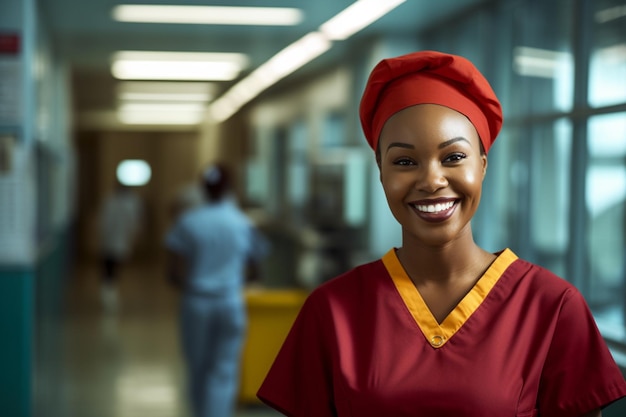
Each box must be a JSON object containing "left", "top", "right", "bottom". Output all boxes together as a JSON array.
[{"left": 38, "top": 258, "right": 282, "bottom": 417}]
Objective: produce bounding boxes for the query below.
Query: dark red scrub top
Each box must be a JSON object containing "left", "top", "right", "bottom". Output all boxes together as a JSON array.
[{"left": 258, "top": 249, "right": 626, "bottom": 416}]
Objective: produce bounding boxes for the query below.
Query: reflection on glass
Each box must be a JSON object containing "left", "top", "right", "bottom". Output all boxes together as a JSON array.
[
  {"left": 287, "top": 119, "right": 309, "bottom": 212},
  {"left": 512, "top": 47, "right": 574, "bottom": 112},
  {"left": 589, "top": 0, "right": 626, "bottom": 107},
  {"left": 587, "top": 112, "right": 626, "bottom": 339}
]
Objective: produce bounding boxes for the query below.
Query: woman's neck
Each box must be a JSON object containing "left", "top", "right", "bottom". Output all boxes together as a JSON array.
[{"left": 395, "top": 235, "right": 494, "bottom": 286}]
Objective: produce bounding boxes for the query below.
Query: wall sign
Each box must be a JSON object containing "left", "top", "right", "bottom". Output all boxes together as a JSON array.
[
  {"left": 0, "top": 33, "right": 21, "bottom": 125},
  {"left": 0, "top": 33, "right": 19, "bottom": 54}
]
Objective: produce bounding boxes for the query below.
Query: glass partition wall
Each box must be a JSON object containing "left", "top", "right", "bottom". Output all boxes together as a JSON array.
[{"left": 422, "top": 0, "right": 626, "bottom": 346}]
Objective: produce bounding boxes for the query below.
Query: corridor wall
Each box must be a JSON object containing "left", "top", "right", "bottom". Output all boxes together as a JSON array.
[{"left": 0, "top": 0, "right": 74, "bottom": 416}]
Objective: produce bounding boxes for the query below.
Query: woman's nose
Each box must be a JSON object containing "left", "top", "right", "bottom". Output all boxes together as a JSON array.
[{"left": 417, "top": 163, "right": 448, "bottom": 193}]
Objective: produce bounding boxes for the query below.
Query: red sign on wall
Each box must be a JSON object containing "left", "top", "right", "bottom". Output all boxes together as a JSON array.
[{"left": 0, "top": 33, "right": 20, "bottom": 54}]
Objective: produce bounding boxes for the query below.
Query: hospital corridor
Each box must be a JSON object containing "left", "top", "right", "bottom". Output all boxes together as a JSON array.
[{"left": 3, "top": 0, "right": 626, "bottom": 415}]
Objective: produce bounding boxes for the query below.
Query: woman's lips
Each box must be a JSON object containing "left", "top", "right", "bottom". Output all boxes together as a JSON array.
[{"left": 409, "top": 199, "right": 458, "bottom": 222}]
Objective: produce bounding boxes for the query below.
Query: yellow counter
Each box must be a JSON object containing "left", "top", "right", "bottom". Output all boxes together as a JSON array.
[{"left": 239, "top": 288, "right": 309, "bottom": 404}]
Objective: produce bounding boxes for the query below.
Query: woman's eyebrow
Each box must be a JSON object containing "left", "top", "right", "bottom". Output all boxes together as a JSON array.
[
  {"left": 386, "top": 142, "right": 415, "bottom": 150},
  {"left": 439, "top": 137, "right": 470, "bottom": 149}
]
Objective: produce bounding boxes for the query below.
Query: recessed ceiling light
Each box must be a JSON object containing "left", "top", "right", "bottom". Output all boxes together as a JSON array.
[{"left": 112, "top": 5, "right": 303, "bottom": 26}]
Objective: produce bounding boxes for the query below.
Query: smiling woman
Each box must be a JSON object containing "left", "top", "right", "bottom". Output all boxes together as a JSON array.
[{"left": 256, "top": 50, "right": 626, "bottom": 417}]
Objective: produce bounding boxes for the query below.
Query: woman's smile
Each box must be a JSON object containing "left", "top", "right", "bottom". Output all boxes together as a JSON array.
[{"left": 410, "top": 198, "right": 458, "bottom": 222}]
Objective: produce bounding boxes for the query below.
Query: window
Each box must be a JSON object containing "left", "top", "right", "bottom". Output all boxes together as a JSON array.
[
  {"left": 529, "top": 119, "right": 572, "bottom": 277},
  {"left": 419, "top": 0, "right": 626, "bottom": 348},
  {"left": 587, "top": 112, "right": 626, "bottom": 340},
  {"left": 116, "top": 159, "right": 151, "bottom": 186}
]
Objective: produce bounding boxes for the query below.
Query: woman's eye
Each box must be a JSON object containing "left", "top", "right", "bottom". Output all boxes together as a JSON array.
[
  {"left": 444, "top": 153, "right": 467, "bottom": 163},
  {"left": 393, "top": 158, "right": 415, "bottom": 166}
]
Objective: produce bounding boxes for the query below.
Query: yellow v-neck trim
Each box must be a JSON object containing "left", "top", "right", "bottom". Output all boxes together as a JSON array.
[{"left": 382, "top": 248, "right": 518, "bottom": 348}]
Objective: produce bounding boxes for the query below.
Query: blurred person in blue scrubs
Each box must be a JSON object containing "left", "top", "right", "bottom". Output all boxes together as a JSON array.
[{"left": 165, "top": 163, "right": 269, "bottom": 417}]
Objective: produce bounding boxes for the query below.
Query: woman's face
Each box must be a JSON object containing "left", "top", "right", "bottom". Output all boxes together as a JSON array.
[{"left": 377, "top": 104, "right": 487, "bottom": 248}]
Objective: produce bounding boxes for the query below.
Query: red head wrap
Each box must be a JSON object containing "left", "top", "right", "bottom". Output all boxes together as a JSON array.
[{"left": 359, "top": 51, "right": 503, "bottom": 153}]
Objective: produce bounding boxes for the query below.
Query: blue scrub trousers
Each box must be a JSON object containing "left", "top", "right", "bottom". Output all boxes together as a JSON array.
[{"left": 180, "top": 292, "right": 246, "bottom": 417}]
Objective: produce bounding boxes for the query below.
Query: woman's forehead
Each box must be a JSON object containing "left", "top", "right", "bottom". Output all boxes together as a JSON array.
[{"left": 379, "top": 104, "right": 481, "bottom": 145}]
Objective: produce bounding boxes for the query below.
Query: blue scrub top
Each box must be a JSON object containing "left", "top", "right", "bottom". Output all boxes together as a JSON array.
[{"left": 165, "top": 199, "right": 267, "bottom": 295}]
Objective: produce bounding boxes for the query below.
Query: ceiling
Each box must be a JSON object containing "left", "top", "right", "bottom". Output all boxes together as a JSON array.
[{"left": 38, "top": 0, "right": 487, "bottom": 126}]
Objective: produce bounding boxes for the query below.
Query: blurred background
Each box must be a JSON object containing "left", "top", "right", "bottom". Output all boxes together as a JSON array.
[{"left": 1, "top": 0, "right": 625, "bottom": 416}]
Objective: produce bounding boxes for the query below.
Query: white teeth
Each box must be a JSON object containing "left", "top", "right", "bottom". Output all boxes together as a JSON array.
[{"left": 414, "top": 201, "right": 455, "bottom": 213}]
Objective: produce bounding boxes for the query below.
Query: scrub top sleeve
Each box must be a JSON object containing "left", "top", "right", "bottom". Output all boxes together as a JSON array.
[
  {"left": 248, "top": 227, "right": 270, "bottom": 262},
  {"left": 257, "top": 292, "right": 337, "bottom": 417},
  {"left": 538, "top": 288, "right": 626, "bottom": 417}
]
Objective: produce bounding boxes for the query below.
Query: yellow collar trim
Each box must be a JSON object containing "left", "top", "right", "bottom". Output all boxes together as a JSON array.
[{"left": 382, "top": 248, "right": 518, "bottom": 348}]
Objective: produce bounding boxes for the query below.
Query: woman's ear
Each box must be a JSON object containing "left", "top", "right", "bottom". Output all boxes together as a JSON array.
[{"left": 481, "top": 155, "right": 488, "bottom": 179}]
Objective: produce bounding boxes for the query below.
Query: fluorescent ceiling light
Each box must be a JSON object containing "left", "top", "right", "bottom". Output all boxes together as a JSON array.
[
  {"left": 260, "top": 32, "right": 332, "bottom": 81},
  {"left": 119, "top": 92, "right": 211, "bottom": 102},
  {"left": 209, "top": 32, "right": 331, "bottom": 122},
  {"left": 113, "top": 51, "right": 248, "bottom": 64},
  {"left": 112, "top": 5, "right": 302, "bottom": 26},
  {"left": 111, "top": 51, "right": 248, "bottom": 81},
  {"left": 207, "top": 0, "right": 404, "bottom": 122},
  {"left": 117, "top": 110, "right": 204, "bottom": 125},
  {"left": 112, "top": 61, "right": 239, "bottom": 80},
  {"left": 117, "top": 100, "right": 206, "bottom": 125},
  {"left": 116, "top": 81, "right": 214, "bottom": 102},
  {"left": 320, "top": 0, "right": 406, "bottom": 40},
  {"left": 119, "top": 103, "right": 205, "bottom": 113}
]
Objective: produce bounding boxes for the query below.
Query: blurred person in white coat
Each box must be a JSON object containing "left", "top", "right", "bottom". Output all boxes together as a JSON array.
[{"left": 98, "top": 181, "right": 142, "bottom": 310}]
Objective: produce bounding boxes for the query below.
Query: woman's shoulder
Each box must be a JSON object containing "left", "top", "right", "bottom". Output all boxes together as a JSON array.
[
  {"left": 305, "top": 257, "right": 389, "bottom": 305},
  {"left": 506, "top": 252, "right": 582, "bottom": 301},
  {"left": 325, "top": 256, "right": 386, "bottom": 283}
]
